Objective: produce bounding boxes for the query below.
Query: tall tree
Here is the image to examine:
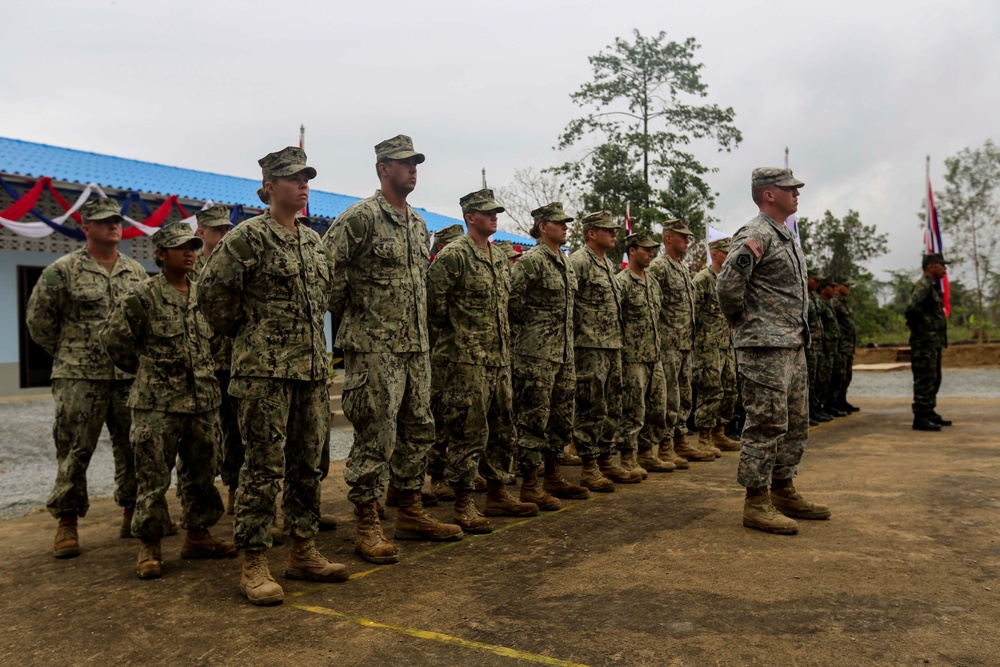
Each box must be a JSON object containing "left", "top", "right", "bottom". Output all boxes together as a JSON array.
[
  {"left": 935, "top": 140, "right": 1000, "bottom": 343},
  {"left": 799, "top": 210, "right": 889, "bottom": 281}
]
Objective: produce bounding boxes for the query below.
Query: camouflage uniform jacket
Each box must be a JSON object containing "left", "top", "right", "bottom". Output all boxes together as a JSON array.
[
  {"left": 509, "top": 244, "right": 576, "bottom": 363},
  {"left": 324, "top": 190, "right": 430, "bottom": 354},
  {"left": 614, "top": 268, "right": 661, "bottom": 364},
  {"left": 717, "top": 213, "right": 809, "bottom": 349},
  {"left": 649, "top": 254, "right": 695, "bottom": 351},
  {"left": 427, "top": 235, "right": 509, "bottom": 367},
  {"left": 101, "top": 275, "right": 220, "bottom": 413},
  {"left": 26, "top": 248, "right": 147, "bottom": 381},
  {"left": 807, "top": 292, "right": 824, "bottom": 349},
  {"left": 197, "top": 212, "right": 333, "bottom": 381},
  {"left": 832, "top": 295, "right": 856, "bottom": 354},
  {"left": 194, "top": 252, "right": 232, "bottom": 372},
  {"left": 692, "top": 266, "right": 732, "bottom": 350},
  {"left": 568, "top": 246, "right": 623, "bottom": 350},
  {"left": 905, "top": 276, "right": 948, "bottom": 349},
  {"left": 818, "top": 297, "right": 841, "bottom": 353}
]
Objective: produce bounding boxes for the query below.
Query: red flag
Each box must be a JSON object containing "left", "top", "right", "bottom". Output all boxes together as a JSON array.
[
  {"left": 924, "top": 164, "right": 950, "bottom": 317},
  {"left": 622, "top": 202, "right": 632, "bottom": 269}
]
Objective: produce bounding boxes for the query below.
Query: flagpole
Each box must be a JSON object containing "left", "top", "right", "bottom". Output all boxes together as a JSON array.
[
  {"left": 924, "top": 155, "right": 931, "bottom": 254},
  {"left": 299, "top": 124, "right": 308, "bottom": 217},
  {"left": 784, "top": 146, "right": 789, "bottom": 169}
]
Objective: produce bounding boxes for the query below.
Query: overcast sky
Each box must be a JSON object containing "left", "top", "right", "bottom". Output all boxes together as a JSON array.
[{"left": 4, "top": 0, "right": 999, "bottom": 280}]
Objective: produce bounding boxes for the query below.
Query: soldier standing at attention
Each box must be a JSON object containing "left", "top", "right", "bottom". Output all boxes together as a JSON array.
[
  {"left": 650, "top": 219, "right": 717, "bottom": 464},
  {"left": 494, "top": 240, "right": 522, "bottom": 266},
  {"left": 426, "top": 189, "right": 539, "bottom": 532},
  {"left": 717, "top": 167, "right": 830, "bottom": 536},
  {"left": 905, "top": 253, "right": 951, "bottom": 431},
  {"left": 101, "top": 222, "right": 236, "bottom": 579},
  {"left": 26, "top": 198, "right": 147, "bottom": 558},
  {"left": 325, "top": 135, "right": 463, "bottom": 566},
  {"left": 568, "top": 210, "right": 638, "bottom": 491},
  {"left": 199, "top": 147, "right": 348, "bottom": 606},
  {"left": 818, "top": 279, "right": 846, "bottom": 418},
  {"left": 692, "top": 237, "right": 740, "bottom": 453},
  {"left": 806, "top": 271, "right": 830, "bottom": 424},
  {"left": 832, "top": 278, "right": 860, "bottom": 413},
  {"left": 614, "top": 231, "right": 674, "bottom": 477},
  {"left": 509, "top": 202, "right": 589, "bottom": 510}
]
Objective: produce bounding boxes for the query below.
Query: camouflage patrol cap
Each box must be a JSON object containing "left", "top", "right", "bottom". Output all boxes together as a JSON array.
[
  {"left": 195, "top": 204, "right": 232, "bottom": 229},
  {"left": 580, "top": 210, "right": 619, "bottom": 230},
  {"left": 460, "top": 188, "right": 505, "bottom": 214},
  {"left": 708, "top": 237, "right": 732, "bottom": 252},
  {"left": 662, "top": 218, "right": 693, "bottom": 236},
  {"left": 375, "top": 134, "right": 425, "bottom": 164},
  {"left": 529, "top": 202, "right": 573, "bottom": 239},
  {"left": 494, "top": 240, "right": 522, "bottom": 260},
  {"left": 80, "top": 198, "right": 124, "bottom": 223},
  {"left": 625, "top": 230, "right": 660, "bottom": 249},
  {"left": 259, "top": 146, "right": 317, "bottom": 181},
  {"left": 807, "top": 268, "right": 823, "bottom": 281},
  {"left": 922, "top": 252, "right": 949, "bottom": 269},
  {"left": 152, "top": 221, "right": 203, "bottom": 250},
  {"left": 433, "top": 224, "right": 464, "bottom": 251},
  {"left": 819, "top": 276, "right": 835, "bottom": 289},
  {"left": 751, "top": 167, "right": 805, "bottom": 189}
]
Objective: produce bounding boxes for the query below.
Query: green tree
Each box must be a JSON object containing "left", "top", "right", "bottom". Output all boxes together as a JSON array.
[{"left": 799, "top": 210, "right": 889, "bottom": 281}]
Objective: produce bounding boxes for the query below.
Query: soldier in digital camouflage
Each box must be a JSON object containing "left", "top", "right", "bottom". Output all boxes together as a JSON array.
[
  {"left": 692, "top": 236, "right": 740, "bottom": 453},
  {"left": 324, "top": 135, "right": 463, "bottom": 565},
  {"left": 199, "top": 147, "right": 348, "bottom": 605},
  {"left": 509, "top": 202, "right": 590, "bottom": 510},
  {"left": 426, "top": 189, "right": 540, "bottom": 532},
  {"left": 494, "top": 240, "right": 522, "bottom": 265},
  {"left": 717, "top": 167, "right": 830, "bottom": 536},
  {"left": 906, "top": 253, "right": 950, "bottom": 431},
  {"left": 26, "top": 198, "right": 147, "bottom": 559},
  {"left": 832, "top": 278, "right": 859, "bottom": 414},
  {"left": 805, "top": 270, "right": 830, "bottom": 424},
  {"left": 818, "top": 279, "right": 846, "bottom": 417},
  {"left": 101, "top": 222, "right": 235, "bottom": 579}
]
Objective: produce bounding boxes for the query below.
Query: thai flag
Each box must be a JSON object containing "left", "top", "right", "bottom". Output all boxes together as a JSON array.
[
  {"left": 925, "top": 175, "right": 950, "bottom": 317},
  {"left": 622, "top": 202, "right": 633, "bottom": 269}
]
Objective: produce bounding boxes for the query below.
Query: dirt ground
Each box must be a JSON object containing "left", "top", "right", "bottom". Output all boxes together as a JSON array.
[
  {"left": 854, "top": 343, "right": 1000, "bottom": 369},
  {"left": 1, "top": 396, "right": 998, "bottom": 667}
]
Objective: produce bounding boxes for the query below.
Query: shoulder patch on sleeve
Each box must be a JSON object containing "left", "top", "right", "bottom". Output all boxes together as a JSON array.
[
  {"left": 746, "top": 238, "right": 762, "bottom": 259},
  {"left": 735, "top": 253, "right": 752, "bottom": 270},
  {"left": 228, "top": 236, "right": 255, "bottom": 264},
  {"left": 124, "top": 294, "right": 146, "bottom": 321},
  {"left": 42, "top": 266, "right": 63, "bottom": 287}
]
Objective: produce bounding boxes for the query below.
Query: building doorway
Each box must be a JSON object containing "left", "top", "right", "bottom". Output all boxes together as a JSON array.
[{"left": 17, "top": 265, "right": 52, "bottom": 388}]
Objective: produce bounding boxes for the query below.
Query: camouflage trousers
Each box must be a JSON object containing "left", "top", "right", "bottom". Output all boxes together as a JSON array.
[
  {"left": 230, "top": 377, "right": 328, "bottom": 551},
  {"left": 47, "top": 379, "right": 135, "bottom": 519},
  {"left": 215, "top": 371, "right": 244, "bottom": 490},
  {"left": 693, "top": 347, "right": 738, "bottom": 429},
  {"left": 342, "top": 350, "right": 435, "bottom": 505},
  {"left": 433, "top": 362, "right": 516, "bottom": 490},
  {"left": 572, "top": 347, "right": 622, "bottom": 460},
  {"left": 616, "top": 360, "right": 667, "bottom": 453},
  {"left": 911, "top": 345, "right": 943, "bottom": 415},
  {"left": 735, "top": 346, "right": 809, "bottom": 489},
  {"left": 827, "top": 350, "right": 846, "bottom": 407},
  {"left": 816, "top": 347, "right": 834, "bottom": 407},
  {"left": 836, "top": 353, "right": 855, "bottom": 407},
  {"left": 806, "top": 342, "right": 824, "bottom": 410},
  {"left": 662, "top": 347, "right": 692, "bottom": 438},
  {"left": 130, "top": 408, "right": 224, "bottom": 541},
  {"left": 512, "top": 354, "right": 575, "bottom": 472}
]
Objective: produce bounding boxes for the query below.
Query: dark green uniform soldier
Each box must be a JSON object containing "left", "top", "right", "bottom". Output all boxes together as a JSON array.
[
  {"left": 805, "top": 271, "right": 830, "bottom": 424},
  {"left": 832, "top": 278, "right": 859, "bottom": 413},
  {"left": 906, "top": 253, "right": 951, "bottom": 431},
  {"left": 818, "top": 280, "right": 846, "bottom": 418},
  {"left": 25, "top": 198, "right": 147, "bottom": 559}
]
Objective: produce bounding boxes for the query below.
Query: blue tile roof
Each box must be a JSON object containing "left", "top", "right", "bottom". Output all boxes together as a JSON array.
[{"left": 0, "top": 136, "right": 533, "bottom": 244}]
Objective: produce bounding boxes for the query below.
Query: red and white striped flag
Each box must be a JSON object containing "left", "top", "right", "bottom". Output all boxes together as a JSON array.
[
  {"left": 924, "top": 159, "right": 950, "bottom": 317},
  {"left": 622, "top": 202, "right": 633, "bottom": 269}
]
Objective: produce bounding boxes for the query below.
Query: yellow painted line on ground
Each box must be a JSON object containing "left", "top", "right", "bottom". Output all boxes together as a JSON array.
[{"left": 288, "top": 602, "right": 591, "bottom": 667}]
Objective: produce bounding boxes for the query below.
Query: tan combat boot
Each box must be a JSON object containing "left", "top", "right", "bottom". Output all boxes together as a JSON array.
[
  {"left": 181, "top": 529, "right": 238, "bottom": 559},
  {"left": 559, "top": 442, "right": 583, "bottom": 466},
  {"left": 770, "top": 479, "right": 832, "bottom": 520},
  {"left": 697, "top": 428, "right": 723, "bottom": 458},
  {"left": 119, "top": 509, "right": 134, "bottom": 539},
  {"left": 240, "top": 550, "right": 284, "bottom": 605},
  {"left": 353, "top": 499, "right": 386, "bottom": 520},
  {"left": 431, "top": 478, "right": 456, "bottom": 502},
  {"left": 711, "top": 424, "right": 741, "bottom": 451},
  {"left": 542, "top": 459, "right": 591, "bottom": 500},
  {"left": 673, "top": 432, "right": 715, "bottom": 462},
  {"left": 657, "top": 439, "right": 690, "bottom": 470},
  {"left": 597, "top": 454, "right": 641, "bottom": 484},
  {"left": 485, "top": 480, "right": 538, "bottom": 517},
  {"left": 474, "top": 474, "right": 488, "bottom": 492},
  {"left": 619, "top": 450, "right": 648, "bottom": 480},
  {"left": 580, "top": 458, "right": 615, "bottom": 493},
  {"left": 743, "top": 488, "right": 799, "bottom": 535},
  {"left": 453, "top": 491, "right": 493, "bottom": 534},
  {"left": 394, "top": 491, "right": 464, "bottom": 541},
  {"left": 519, "top": 468, "right": 562, "bottom": 511},
  {"left": 286, "top": 537, "right": 349, "bottom": 582},
  {"left": 53, "top": 515, "right": 81, "bottom": 559},
  {"left": 354, "top": 501, "right": 399, "bottom": 564},
  {"left": 386, "top": 482, "right": 438, "bottom": 507},
  {"left": 637, "top": 448, "right": 677, "bottom": 473},
  {"left": 135, "top": 539, "right": 162, "bottom": 579}
]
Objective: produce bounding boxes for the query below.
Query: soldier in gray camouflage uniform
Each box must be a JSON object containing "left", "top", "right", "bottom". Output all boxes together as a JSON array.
[
  {"left": 692, "top": 237, "right": 740, "bottom": 453},
  {"left": 717, "top": 167, "right": 830, "bottom": 536},
  {"left": 426, "top": 189, "right": 540, "bottom": 532},
  {"left": 510, "top": 202, "right": 589, "bottom": 511},
  {"left": 199, "top": 147, "right": 348, "bottom": 605},
  {"left": 101, "top": 222, "right": 236, "bottom": 579},
  {"left": 26, "top": 198, "right": 147, "bottom": 559},
  {"left": 324, "top": 135, "right": 463, "bottom": 565},
  {"left": 568, "top": 210, "right": 639, "bottom": 491}
]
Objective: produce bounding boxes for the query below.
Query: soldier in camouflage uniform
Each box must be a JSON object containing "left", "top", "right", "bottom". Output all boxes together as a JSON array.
[
  {"left": 614, "top": 231, "right": 674, "bottom": 477},
  {"left": 805, "top": 271, "right": 830, "bottom": 424},
  {"left": 717, "top": 167, "right": 830, "bottom": 536},
  {"left": 101, "top": 222, "right": 236, "bottom": 579},
  {"left": 431, "top": 223, "right": 464, "bottom": 259},
  {"left": 649, "top": 219, "right": 717, "bottom": 464},
  {"left": 324, "top": 135, "right": 463, "bottom": 565},
  {"left": 426, "top": 189, "right": 540, "bottom": 532},
  {"left": 906, "top": 253, "right": 951, "bottom": 431},
  {"left": 495, "top": 240, "right": 522, "bottom": 265},
  {"left": 692, "top": 237, "right": 740, "bottom": 453},
  {"left": 818, "top": 280, "right": 846, "bottom": 418},
  {"left": 509, "top": 202, "right": 589, "bottom": 510},
  {"left": 199, "top": 147, "right": 348, "bottom": 606},
  {"left": 568, "top": 210, "right": 639, "bottom": 491},
  {"left": 832, "top": 278, "right": 859, "bottom": 413},
  {"left": 26, "top": 198, "right": 147, "bottom": 559}
]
